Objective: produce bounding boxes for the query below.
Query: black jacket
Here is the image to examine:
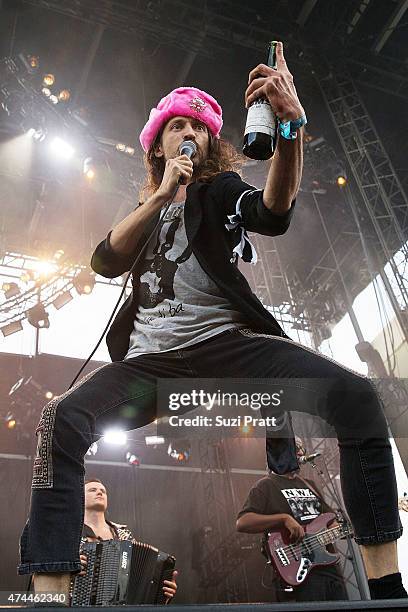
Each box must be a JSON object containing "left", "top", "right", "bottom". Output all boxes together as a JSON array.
[{"left": 91, "top": 171, "right": 295, "bottom": 363}]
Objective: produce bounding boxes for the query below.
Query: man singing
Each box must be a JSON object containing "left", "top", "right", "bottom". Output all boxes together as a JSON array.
[{"left": 19, "top": 42, "right": 405, "bottom": 601}]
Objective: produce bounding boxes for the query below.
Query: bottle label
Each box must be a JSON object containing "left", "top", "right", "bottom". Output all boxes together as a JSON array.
[{"left": 244, "top": 100, "right": 276, "bottom": 137}]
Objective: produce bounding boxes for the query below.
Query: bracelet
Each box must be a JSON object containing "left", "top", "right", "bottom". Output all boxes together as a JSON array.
[{"left": 278, "top": 114, "right": 307, "bottom": 140}]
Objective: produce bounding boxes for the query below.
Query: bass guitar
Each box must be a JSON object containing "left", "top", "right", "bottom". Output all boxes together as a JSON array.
[{"left": 264, "top": 512, "right": 353, "bottom": 587}]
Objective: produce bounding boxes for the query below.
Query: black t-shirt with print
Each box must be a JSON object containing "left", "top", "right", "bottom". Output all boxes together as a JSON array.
[
  {"left": 237, "top": 473, "right": 344, "bottom": 576},
  {"left": 237, "top": 473, "right": 332, "bottom": 524}
]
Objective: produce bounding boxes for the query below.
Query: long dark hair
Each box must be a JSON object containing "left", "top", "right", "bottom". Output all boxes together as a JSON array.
[{"left": 139, "top": 128, "right": 245, "bottom": 201}]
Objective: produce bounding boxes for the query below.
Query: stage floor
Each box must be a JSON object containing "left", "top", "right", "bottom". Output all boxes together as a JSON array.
[{"left": 2, "top": 600, "right": 408, "bottom": 611}]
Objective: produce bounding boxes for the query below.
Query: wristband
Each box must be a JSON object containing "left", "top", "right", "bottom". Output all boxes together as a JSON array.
[{"left": 278, "top": 114, "right": 307, "bottom": 140}]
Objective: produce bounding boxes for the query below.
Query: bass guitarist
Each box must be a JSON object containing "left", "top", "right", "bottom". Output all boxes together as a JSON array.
[{"left": 236, "top": 438, "right": 348, "bottom": 602}]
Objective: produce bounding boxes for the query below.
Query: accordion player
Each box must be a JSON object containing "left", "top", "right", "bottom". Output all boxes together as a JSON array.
[{"left": 72, "top": 539, "right": 176, "bottom": 606}]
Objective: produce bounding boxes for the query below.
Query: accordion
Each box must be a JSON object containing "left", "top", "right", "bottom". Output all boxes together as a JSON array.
[{"left": 72, "top": 540, "right": 176, "bottom": 606}]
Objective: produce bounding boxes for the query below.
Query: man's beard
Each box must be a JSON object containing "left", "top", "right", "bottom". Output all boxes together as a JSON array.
[{"left": 191, "top": 156, "right": 208, "bottom": 179}]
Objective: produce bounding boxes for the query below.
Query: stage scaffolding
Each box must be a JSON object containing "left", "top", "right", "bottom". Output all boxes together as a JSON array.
[
  {"left": 197, "top": 436, "right": 250, "bottom": 603},
  {"left": 1, "top": 2, "right": 408, "bottom": 600},
  {"left": 0, "top": 250, "right": 127, "bottom": 336},
  {"left": 316, "top": 66, "right": 408, "bottom": 343},
  {"left": 199, "top": 63, "right": 408, "bottom": 589},
  {"left": 22, "top": 0, "right": 408, "bottom": 102}
]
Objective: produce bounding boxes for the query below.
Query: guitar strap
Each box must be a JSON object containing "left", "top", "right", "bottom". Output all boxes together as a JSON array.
[{"left": 295, "top": 475, "right": 323, "bottom": 501}]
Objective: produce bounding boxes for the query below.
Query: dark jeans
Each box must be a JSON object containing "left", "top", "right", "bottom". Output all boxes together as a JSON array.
[{"left": 18, "top": 327, "right": 402, "bottom": 575}]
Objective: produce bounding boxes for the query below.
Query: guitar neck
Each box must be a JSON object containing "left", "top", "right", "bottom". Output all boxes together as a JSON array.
[{"left": 315, "top": 525, "right": 344, "bottom": 546}]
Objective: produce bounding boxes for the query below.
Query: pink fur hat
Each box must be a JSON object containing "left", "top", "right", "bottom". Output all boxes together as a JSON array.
[{"left": 139, "top": 86, "right": 223, "bottom": 152}]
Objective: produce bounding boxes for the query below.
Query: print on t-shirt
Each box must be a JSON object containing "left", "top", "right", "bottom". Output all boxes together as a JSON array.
[
  {"left": 139, "top": 210, "right": 192, "bottom": 309},
  {"left": 280, "top": 487, "right": 322, "bottom": 522}
]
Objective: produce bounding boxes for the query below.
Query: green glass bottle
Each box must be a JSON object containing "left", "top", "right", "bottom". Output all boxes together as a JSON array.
[{"left": 243, "top": 41, "right": 277, "bottom": 160}]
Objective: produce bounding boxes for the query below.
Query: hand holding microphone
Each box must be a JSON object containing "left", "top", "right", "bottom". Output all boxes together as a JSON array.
[
  {"left": 156, "top": 140, "right": 197, "bottom": 201},
  {"left": 179, "top": 140, "right": 197, "bottom": 159},
  {"left": 177, "top": 140, "right": 197, "bottom": 185}
]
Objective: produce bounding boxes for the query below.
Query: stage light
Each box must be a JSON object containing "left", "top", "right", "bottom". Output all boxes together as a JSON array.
[
  {"left": 58, "top": 89, "right": 70, "bottom": 102},
  {"left": 1, "top": 320, "right": 23, "bottom": 337},
  {"left": 49, "top": 95, "right": 59, "bottom": 105},
  {"left": 43, "top": 74, "right": 55, "bottom": 86},
  {"left": 45, "top": 391, "right": 54, "bottom": 400},
  {"left": 53, "top": 249, "right": 65, "bottom": 260},
  {"left": 2, "top": 281, "right": 20, "bottom": 299},
  {"left": 240, "top": 423, "right": 252, "bottom": 435},
  {"left": 27, "top": 127, "right": 47, "bottom": 142},
  {"left": 52, "top": 290, "right": 73, "bottom": 310},
  {"left": 87, "top": 441, "right": 98, "bottom": 456},
  {"left": 337, "top": 175, "right": 347, "bottom": 187},
  {"left": 50, "top": 137, "right": 74, "bottom": 159},
  {"left": 31, "top": 260, "right": 58, "bottom": 278},
  {"left": 126, "top": 452, "right": 140, "bottom": 466},
  {"left": 5, "top": 413, "right": 17, "bottom": 430},
  {"left": 28, "top": 55, "right": 39, "bottom": 69},
  {"left": 167, "top": 440, "right": 191, "bottom": 462},
  {"left": 83, "top": 157, "right": 96, "bottom": 180},
  {"left": 27, "top": 303, "right": 50, "bottom": 329},
  {"left": 41, "top": 87, "right": 51, "bottom": 97},
  {"left": 115, "top": 143, "right": 135, "bottom": 156},
  {"left": 145, "top": 435, "right": 165, "bottom": 446},
  {"left": 103, "top": 429, "right": 127, "bottom": 445},
  {"left": 73, "top": 269, "right": 95, "bottom": 295},
  {"left": 21, "top": 269, "right": 36, "bottom": 283},
  {"left": 15, "top": 53, "right": 37, "bottom": 75}
]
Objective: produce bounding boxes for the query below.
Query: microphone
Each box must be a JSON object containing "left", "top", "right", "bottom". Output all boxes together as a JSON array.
[
  {"left": 179, "top": 140, "right": 197, "bottom": 158},
  {"left": 298, "top": 452, "right": 321, "bottom": 464}
]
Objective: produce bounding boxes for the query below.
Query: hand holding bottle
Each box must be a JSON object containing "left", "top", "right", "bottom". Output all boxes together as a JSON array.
[{"left": 245, "top": 41, "right": 304, "bottom": 123}]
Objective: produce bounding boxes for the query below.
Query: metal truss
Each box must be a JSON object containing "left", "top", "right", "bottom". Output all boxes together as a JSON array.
[
  {"left": 198, "top": 436, "right": 249, "bottom": 602},
  {"left": 290, "top": 189, "right": 374, "bottom": 342},
  {"left": 0, "top": 250, "right": 126, "bottom": 328},
  {"left": 241, "top": 234, "right": 291, "bottom": 309},
  {"left": 316, "top": 68, "right": 408, "bottom": 339},
  {"left": 0, "top": 251, "right": 123, "bottom": 286},
  {"left": 292, "top": 226, "right": 366, "bottom": 323},
  {"left": 22, "top": 0, "right": 408, "bottom": 101},
  {"left": 318, "top": 70, "right": 408, "bottom": 255},
  {"left": 240, "top": 232, "right": 340, "bottom": 344},
  {"left": 21, "top": 0, "right": 295, "bottom": 59},
  {"left": 347, "top": 56, "right": 408, "bottom": 101}
]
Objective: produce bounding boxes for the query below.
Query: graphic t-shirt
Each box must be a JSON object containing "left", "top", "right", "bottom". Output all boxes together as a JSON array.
[
  {"left": 237, "top": 474, "right": 332, "bottom": 524},
  {"left": 237, "top": 474, "right": 345, "bottom": 587},
  {"left": 125, "top": 201, "right": 248, "bottom": 359}
]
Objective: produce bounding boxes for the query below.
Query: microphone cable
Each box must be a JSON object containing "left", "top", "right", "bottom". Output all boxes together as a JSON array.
[{"left": 68, "top": 140, "right": 197, "bottom": 390}]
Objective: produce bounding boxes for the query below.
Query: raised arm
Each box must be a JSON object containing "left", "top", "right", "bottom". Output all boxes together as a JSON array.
[{"left": 245, "top": 41, "right": 305, "bottom": 215}]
